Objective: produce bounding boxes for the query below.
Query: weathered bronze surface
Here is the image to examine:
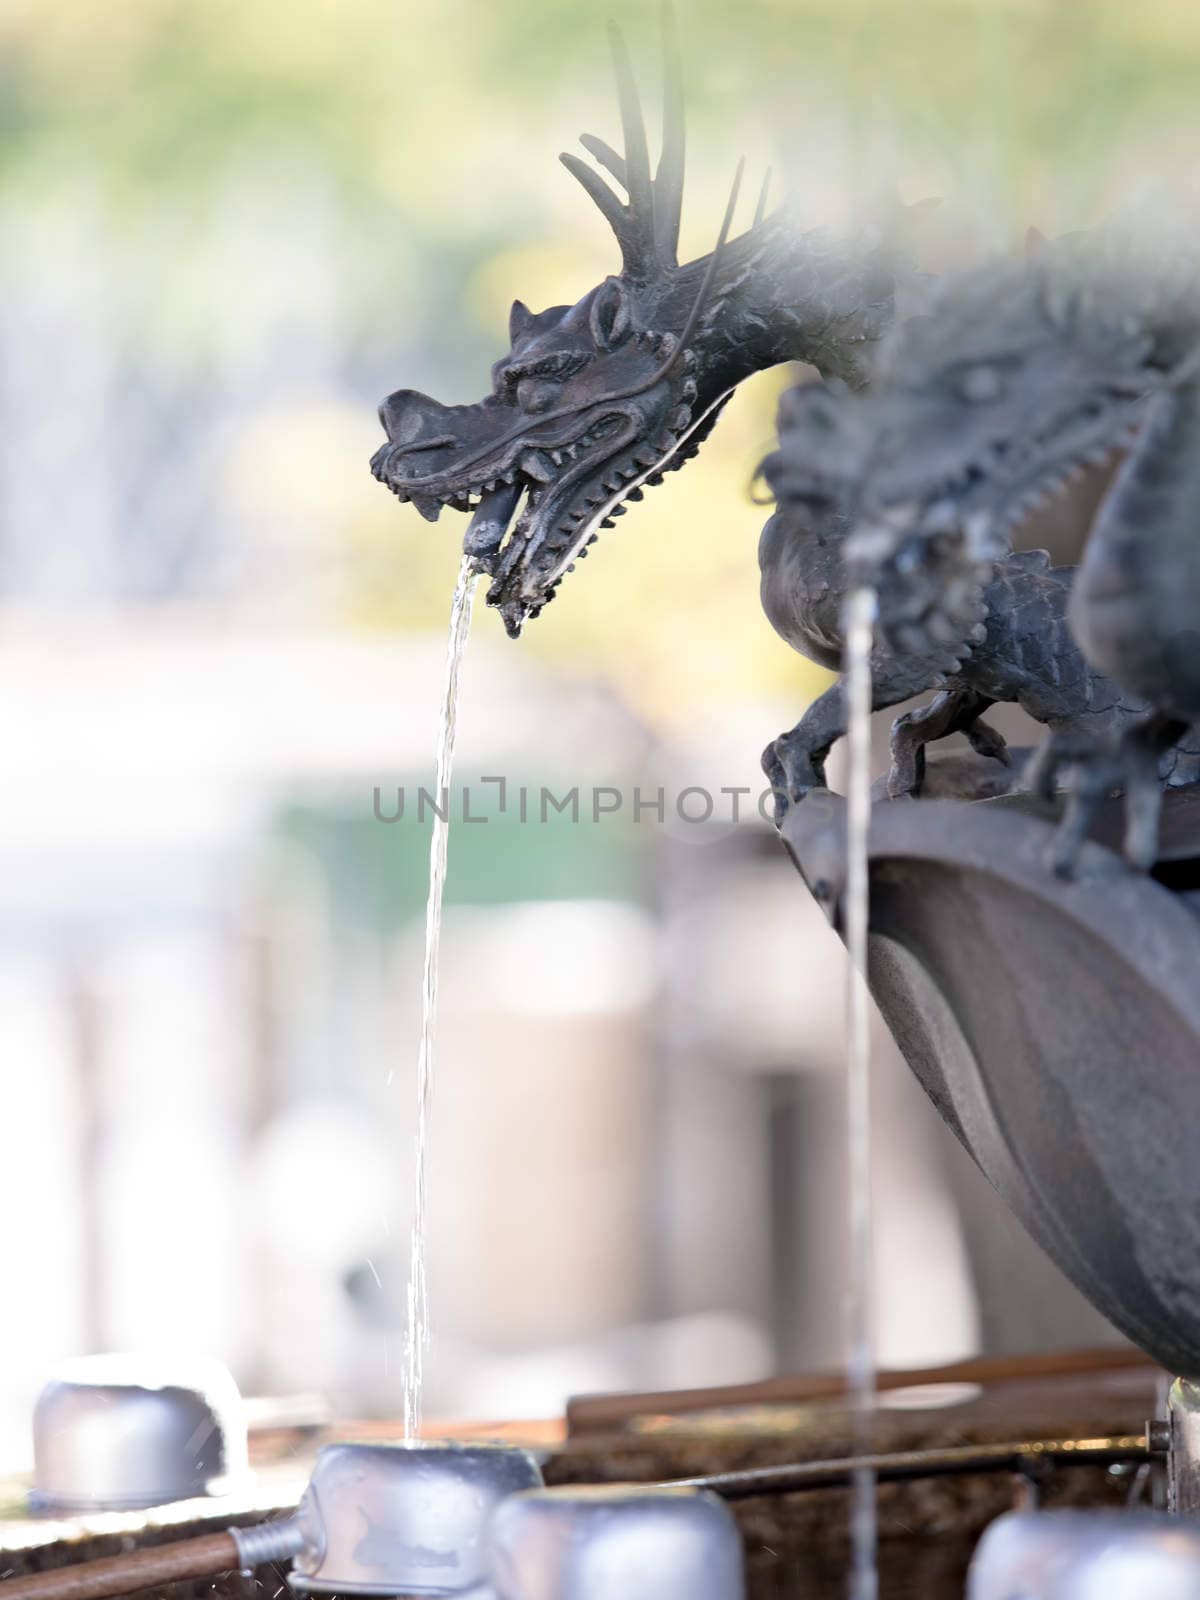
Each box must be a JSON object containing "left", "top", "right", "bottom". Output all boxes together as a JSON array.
[
  {"left": 758, "top": 387, "right": 1200, "bottom": 847},
  {"left": 371, "top": 16, "right": 901, "bottom": 638},
  {"left": 764, "top": 236, "right": 1200, "bottom": 870}
]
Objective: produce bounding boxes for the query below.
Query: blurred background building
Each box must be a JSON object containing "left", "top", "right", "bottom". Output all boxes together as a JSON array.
[{"left": 2, "top": 0, "right": 1196, "bottom": 1459}]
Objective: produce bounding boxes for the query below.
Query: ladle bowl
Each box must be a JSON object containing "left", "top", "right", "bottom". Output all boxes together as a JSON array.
[
  {"left": 287, "top": 1441, "right": 545, "bottom": 1597},
  {"left": 30, "top": 1355, "right": 247, "bottom": 1513},
  {"left": 968, "top": 1510, "right": 1200, "bottom": 1599},
  {"left": 485, "top": 1485, "right": 746, "bottom": 1600}
]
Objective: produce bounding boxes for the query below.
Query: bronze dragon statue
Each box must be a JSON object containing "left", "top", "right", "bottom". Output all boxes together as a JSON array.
[
  {"left": 759, "top": 375, "right": 1200, "bottom": 864},
  {"left": 772, "top": 229, "right": 1200, "bottom": 869},
  {"left": 370, "top": 15, "right": 900, "bottom": 638}
]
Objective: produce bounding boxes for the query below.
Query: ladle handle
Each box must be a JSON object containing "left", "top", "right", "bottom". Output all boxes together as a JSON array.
[{"left": 0, "top": 1528, "right": 266, "bottom": 1600}]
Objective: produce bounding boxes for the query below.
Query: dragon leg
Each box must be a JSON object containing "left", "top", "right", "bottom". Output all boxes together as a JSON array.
[
  {"left": 762, "top": 683, "right": 847, "bottom": 818},
  {"left": 1031, "top": 711, "right": 1191, "bottom": 877},
  {"left": 1024, "top": 728, "right": 1106, "bottom": 805},
  {"left": 763, "top": 673, "right": 922, "bottom": 820},
  {"left": 888, "top": 686, "right": 1005, "bottom": 799},
  {"left": 1116, "top": 712, "right": 1191, "bottom": 870}
]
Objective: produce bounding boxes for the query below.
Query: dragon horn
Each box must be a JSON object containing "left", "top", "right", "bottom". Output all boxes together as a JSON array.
[
  {"left": 753, "top": 166, "right": 772, "bottom": 228},
  {"left": 560, "top": 15, "right": 686, "bottom": 281},
  {"left": 579, "top": 132, "right": 627, "bottom": 188},
  {"left": 642, "top": 157, "right": 745, "bottom": 390},
  {"left": 559, "top": 149, "right": 629, "bottom": 242},
  {"left": 654, "top": 1, "right": 685, "bottom": 267},
  {"left": 608, "top": 22, "right": 653, "bottom": 217}
]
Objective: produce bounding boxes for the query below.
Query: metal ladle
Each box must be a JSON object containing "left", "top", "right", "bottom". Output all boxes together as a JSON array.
[{"left": 1, "top": 1441, "right": 544, "bottom": 1600}]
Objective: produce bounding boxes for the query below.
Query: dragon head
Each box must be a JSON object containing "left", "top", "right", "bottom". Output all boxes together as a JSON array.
[
  {"left": 371, "top": 19, "right": 748, "bottom": 637},
  {"left": 772, "top": 232, "right": 1197, "bottom": 651}
]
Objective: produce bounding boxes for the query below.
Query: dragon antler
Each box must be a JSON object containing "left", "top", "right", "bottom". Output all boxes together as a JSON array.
[{"left": 560, "top": 4, "right": 685, "bottom": 281}]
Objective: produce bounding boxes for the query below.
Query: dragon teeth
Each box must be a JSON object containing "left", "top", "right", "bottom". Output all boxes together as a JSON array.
[
  {"left": 411, "top": 493, "right": 442, "bottom": 522},
  {"left": 520, "top": 449, "right": 555, "bottom": 483}
]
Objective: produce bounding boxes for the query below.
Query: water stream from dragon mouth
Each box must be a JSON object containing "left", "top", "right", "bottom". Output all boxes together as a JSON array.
[
  {"left": 402, "top": 554, "right": 479, "bottom": 1441},
  {"left": 843, "top": 584, "right": 879, "bottom": 1600}
]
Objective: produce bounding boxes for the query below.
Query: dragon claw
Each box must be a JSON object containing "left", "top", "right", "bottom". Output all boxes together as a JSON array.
[
  {"left": 886, "top": 719, "right": 923, "bottom": 798},
  {"left": 966, "top": 720, "right": 1011, "bottom": 767},
  {"left": 1026, "top": 714, "right": 1187, "bottom": 877},
  {"left": 761, "top": 733, "right": 825, "bottom": 823}
]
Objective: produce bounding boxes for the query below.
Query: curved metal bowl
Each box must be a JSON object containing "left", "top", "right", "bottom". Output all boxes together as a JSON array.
[
  {"left": 485, "top": 1485, "right": 745, "bottom": 1600},
  {"left": 31, "top": 1354, "right": 247, "bottom": 1512},
  {"left": 782, "top": 782, "right": 1200, "bottom": 1377},
  {"left": 288, "top": 1440, "right": 544, "bottom": 1597},
  {"left": 968, "top": 1510, "right": 1200, "bottom": 1598}
]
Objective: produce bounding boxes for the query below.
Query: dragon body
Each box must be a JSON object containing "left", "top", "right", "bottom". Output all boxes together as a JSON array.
[
  {"left": 371, "top": 19, "right": 898, "bottom": 638},
  {"left": 759, "top": 383, "right": 1200, "bottom": 829},
  {"left": 767, "top": 228, "right": 1200, "bottom": 865}
]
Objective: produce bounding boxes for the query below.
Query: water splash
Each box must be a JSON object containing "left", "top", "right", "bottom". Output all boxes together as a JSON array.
[
  {"left": 843, "top": 584, "right": 878, "bottom": 1600},
  {"left": 402, "top": 555, "right": 478, "bottom": 1441}
]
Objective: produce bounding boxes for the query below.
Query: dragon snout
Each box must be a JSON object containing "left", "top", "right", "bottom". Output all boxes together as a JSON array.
[{"left": 377, "top": 388, "right": 459, "bottom": 453}]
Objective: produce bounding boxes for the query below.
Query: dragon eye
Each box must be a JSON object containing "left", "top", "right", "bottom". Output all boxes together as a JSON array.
[
  {"left": 503, "top": 352, "right": 586, "bottom": 396},
  {"left": 958, "top": 365, "right": 1003, "bottom": 403},
  {"left": 516, "top": 375, "right": 563, "bottom": 414}
]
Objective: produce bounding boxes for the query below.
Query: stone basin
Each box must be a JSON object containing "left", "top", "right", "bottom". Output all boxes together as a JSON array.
[{"left": 780, "top": 769, "right": 1200, "bottom": 1378}]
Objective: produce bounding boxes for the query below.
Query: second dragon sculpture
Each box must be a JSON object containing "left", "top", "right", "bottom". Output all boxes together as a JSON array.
[
  {"left": 758, "top": 377, "right": 1200, "bottom": 866},
  {"left": 778, "top": 229, "right": 1200, "bottom": 868}
]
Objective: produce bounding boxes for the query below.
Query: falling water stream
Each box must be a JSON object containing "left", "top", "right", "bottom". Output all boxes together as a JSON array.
[
  {"left": 395, "top": 552, "right": 879, "bottom": 1578},
  {"left": 843, "top": 584, "right": 879, "bottom": 1600},
  {"left": 402, "top": 555, "right": 478, "bottom": 1441}
]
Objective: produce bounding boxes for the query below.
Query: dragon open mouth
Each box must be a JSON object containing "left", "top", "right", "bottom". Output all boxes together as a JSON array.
[
  {"left": 371, "top": 271, "right": 738, "bottom": 630},
  {"left": 370, "top": 11, "right": 759, "bottom": 639},
  {"left": 482, "top": 389, "right": 732, "bottom": 636},
  {"left": 372, "top": 389, "right": 691, "bottom": 637},
  {"left": 856, "top": 401, "right": 1149, "bottom": 657},
  {"left": 371, "top": 387, "right": 730, "bottom": 638}
]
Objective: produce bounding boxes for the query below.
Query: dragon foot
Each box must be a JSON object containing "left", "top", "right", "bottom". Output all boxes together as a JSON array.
[
  {"left": 761, "top": 733, "right": 828, "bottom": 823},
  {"left": 966, "top": 718, "right": 1012, "bottom": 768},
  {"left": 887, "top": 688, "right": 1009, "bottom": 799},
  {"left": 1025, "top": 714, "right": 1190, "bottom": 876}
]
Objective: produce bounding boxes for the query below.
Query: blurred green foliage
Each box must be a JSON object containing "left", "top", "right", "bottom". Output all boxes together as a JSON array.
[
  {"left": 9, "top": 0, "right": 1200, "bottom": 211},
  {"left": 7, "top": 0, "right": 1200, "bottom": 723},
  {"left": 280, "top": 788, "right": 649, "bottom": 933}
]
